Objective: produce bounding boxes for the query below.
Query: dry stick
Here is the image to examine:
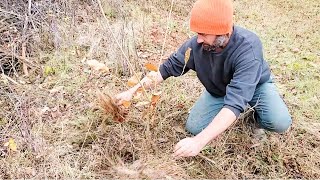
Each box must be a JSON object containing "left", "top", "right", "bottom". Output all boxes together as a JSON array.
[
  {"left": 96, "top": 0, "right": 149, "bottom": 100},
  {"left": 1, "top": 73, "right": 19, "bottom": 85},
  {"left": 22, "top": 42, "right": 29, "bottom": 76},
  {"left": 21, "top": 0, "right": 32, "bottom": 76},
  {"left": 198, "top": 154, "right": 216, "bottom": 165},
  {"left": 158, "top": 0, "right": 175, "bottom": 67},
  {"left": 154, "top": 0, "right": 175, "bottom": 91}
]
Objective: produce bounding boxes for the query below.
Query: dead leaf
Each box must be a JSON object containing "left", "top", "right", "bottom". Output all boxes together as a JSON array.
[
  {"left": 135, "top": 101, "right": 150, "bottom": 107},
  {"left": 86, "top": 59, "right": 109, "bottom": 73},
  {"left": 145, "top": 63, "right": 158, "bottom": 72},
  {"left": 122, "top": 100, "right": 131, "bottom": 108},
  {"left": 151, "top": 91, "right": 162, "bottom": 106},
  {"left": 4, "top": 138, "right": 17, "bottom": 151},
  {"left": 127, "top": 72, "right": 143, "bottom": 87},
  {"left": 184, "top": 47, "right": 191, "bottom": 64}
]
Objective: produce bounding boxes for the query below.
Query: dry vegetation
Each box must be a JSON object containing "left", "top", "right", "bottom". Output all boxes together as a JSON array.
[{"left": 1, "top": 0, "right": 319, "bottom": 178}]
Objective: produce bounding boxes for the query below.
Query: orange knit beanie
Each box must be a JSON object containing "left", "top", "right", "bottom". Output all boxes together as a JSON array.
[{"left": 190, "top": 0, "right": 234, "bottom": 35}]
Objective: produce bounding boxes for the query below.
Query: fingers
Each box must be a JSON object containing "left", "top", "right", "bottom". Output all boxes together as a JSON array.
[
  {"left": 174, "top": 147, "right": 192, "bottom": 158},
  {"left": 173, "top": 139, "right": 192, "bottom": 158}
]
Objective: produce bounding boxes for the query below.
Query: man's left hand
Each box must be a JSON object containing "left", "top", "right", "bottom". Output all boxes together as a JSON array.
[{"left": 173, "top": 137, "right": 204, "bottom": 158}]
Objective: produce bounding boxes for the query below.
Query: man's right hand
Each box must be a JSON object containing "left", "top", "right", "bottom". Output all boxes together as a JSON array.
[
  {"left": 114, "top": 90, "right": 134, "bottom": 105},
  {"left": 114, "top": 71, "right": 164, "bottom": 106}
]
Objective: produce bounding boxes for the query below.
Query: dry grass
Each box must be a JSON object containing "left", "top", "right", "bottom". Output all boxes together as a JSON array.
[{"left": 1, "top": 0, "right": 320, "bottom": 179}]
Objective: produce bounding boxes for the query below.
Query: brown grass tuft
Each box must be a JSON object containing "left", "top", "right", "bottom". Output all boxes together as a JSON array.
[{"left": 97, "top": 91, "right": 127, "bottom": 122}]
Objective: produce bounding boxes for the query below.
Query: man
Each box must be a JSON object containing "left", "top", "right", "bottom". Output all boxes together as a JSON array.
[{"left": 115, "top": 0, "right": 292, "bottom": 158}]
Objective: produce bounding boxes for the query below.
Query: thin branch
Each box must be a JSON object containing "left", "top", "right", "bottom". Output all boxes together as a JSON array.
[
  {"left": 22, "top": 42, "right": 29, "bottom": 76},
  {"left": 198, "top": 154, "right": 217, "bottom": 165},
  {"left": 1, "top": 73, "right": 19, "bottom": 85},
  {"left": 158, "top": 0, "right": 175, "bottom": 67}
]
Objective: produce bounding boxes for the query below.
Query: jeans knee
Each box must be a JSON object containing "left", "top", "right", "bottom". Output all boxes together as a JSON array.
[
  {"left": 262, "top": 114, "right": 292, "bottom": 133},
  {"left": 186, "top": 116, "right": 203, "bottom": 135},
  {"left": 274, "top": 116, "right": 292, "bottom": 133},
  {"left": 186, "top": 121, "right": 200, "bottom": 135}
]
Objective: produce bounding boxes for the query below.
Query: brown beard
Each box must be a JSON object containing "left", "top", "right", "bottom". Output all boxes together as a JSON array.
[{"left": 202, "top": 35, "right": 228, "bottom": 52}]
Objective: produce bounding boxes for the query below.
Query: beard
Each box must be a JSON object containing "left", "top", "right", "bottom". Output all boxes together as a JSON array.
[
  {"left": 202, "top": 43, "right": 216, "bottom": 51},
  {"left": 202, "top": 35, "right": 228, "bottom": 52}
]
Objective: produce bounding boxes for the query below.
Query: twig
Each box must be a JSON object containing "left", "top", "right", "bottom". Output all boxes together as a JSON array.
[
  {"left": 158, "top": 0, "right": 175, "bottom": 67},
  {"left": 22, "top": 42, "right": 29, "bottom": 76},
  {"left": 1, "top": 73, "right": 19, "bottom": 85},
  {"left": 19, "top": 0, "right": 31, "bottom": 76},
  {"left": 198, "top": 154, "right": 216, "bottom": 165}
]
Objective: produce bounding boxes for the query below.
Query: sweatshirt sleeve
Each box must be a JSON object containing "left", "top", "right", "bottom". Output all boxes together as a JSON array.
[
  {"left": 223, "top": 55, "right": 262, "bottom": 117},
  {"left": 159, "top": 38, "right": 195, "bottom": 80}
]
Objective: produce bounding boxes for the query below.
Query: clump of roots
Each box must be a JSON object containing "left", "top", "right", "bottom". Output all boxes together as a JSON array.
[{"left": 98, "top": 92, "right": 127, "bottom": 122}]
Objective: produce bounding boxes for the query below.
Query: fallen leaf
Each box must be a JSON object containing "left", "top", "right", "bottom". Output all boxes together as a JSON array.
[
  {"left": 4, "top": 138, "right": 17, "bottom": 151},
  {"left": 127, "top": 72, "right": 143, "bottom": 87},
  {"left": 145, "top": 63, "right": 158, "bottom": 72},
  {"left": 98, "top": 66, "right": 109, "bottom": 73},
  {"left": 86, "top": 59, "right": 109, "bottom": 73},
  {"left": 122, "top": 100, "right": 131, "bottom": 108},
  {"left": 135, "top": 101, "right": 150, "bottom": 107},
  {"left": 151, "top": 91, "right": 162, "bottom": 105}
]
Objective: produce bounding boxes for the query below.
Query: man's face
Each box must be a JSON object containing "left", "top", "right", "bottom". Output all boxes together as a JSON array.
[
  {"left": 197, "top": 33, "right": 217, "bottom": 46},
  {"left": 197, "top": 33, "right": 218, "bottom": 51},
  {"left": 197, "top": 33, "right": 230, "bottom": 51}
]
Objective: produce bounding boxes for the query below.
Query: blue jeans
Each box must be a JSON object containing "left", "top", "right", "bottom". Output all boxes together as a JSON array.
[{"left": 186, "top": 78, "right": 292, "bottom": 135}]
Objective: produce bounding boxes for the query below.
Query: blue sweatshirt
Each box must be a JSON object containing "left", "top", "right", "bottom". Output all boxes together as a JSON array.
[{"left": 159, "top": 26, "right": 271, "bottom": 117}]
